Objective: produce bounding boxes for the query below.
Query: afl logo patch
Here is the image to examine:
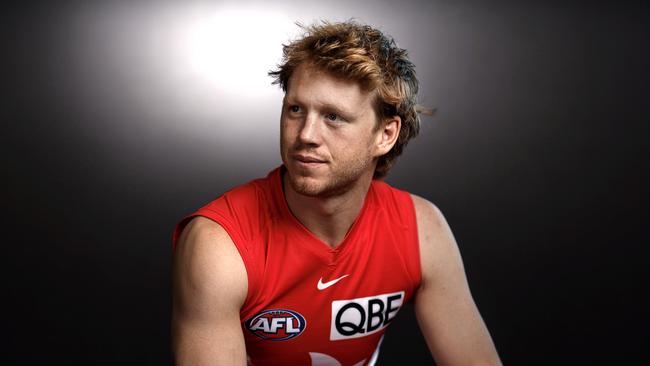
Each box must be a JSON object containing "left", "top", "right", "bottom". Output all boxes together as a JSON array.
[{"left": 245, "top": 309, "right": 306, "bottom": 341}]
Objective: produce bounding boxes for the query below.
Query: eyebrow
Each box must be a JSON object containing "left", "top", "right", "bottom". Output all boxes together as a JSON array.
[
  {"left": 283, "top": 97, "right": 358, "bottom": 120},
  {"left": 321, "top": 103, "right": 356, "bottom": 119}
]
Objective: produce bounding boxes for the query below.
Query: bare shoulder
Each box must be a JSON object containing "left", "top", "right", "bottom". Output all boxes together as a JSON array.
[
  {"left": 410, "top": 193, "right": 447, "bottom": 229},
  {"left": 173, "top": 216, "right": 248, "bottom": 309},
  {"left": 410, "top": 193, "right": 454, "bottom": 246},
  {"left": 176, "top": 216, "right": 234, "bottom": 252},
  {"left": 172, "top": 217, "right": 249, "bottom": 364},
  {"left": 409, "top": 195, "right": 502, "bottom": 364},
  {"left": 410, "top": 194, "right": 462, "bottom": 285}
]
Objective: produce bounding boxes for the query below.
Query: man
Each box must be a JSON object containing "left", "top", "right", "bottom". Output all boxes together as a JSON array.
[{"left": 171, "top": 21, "right": 501, "bottom": 365}]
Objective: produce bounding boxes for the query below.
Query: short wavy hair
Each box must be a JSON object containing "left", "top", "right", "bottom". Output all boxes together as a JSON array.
[{"left": 269, "top": 20, "right": 424, "bottom": 179}]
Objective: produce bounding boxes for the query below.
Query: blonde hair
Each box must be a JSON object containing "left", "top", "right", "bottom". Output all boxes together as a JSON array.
[{"left": 270, "top": 20, "right": 429, "bottom": 178}]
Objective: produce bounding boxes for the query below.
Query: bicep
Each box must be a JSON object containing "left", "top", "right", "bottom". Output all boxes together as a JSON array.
[
  {"left": 412, "top": 195, "right": 501, "bottom": 365},
  {"left": 171, "top": 217, "right": 248, "bottom": 366}
]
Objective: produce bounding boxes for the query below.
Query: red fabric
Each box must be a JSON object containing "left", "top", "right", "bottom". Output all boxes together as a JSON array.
[{"left": 173, "top": 166, "right": 421, "bottom": 366}]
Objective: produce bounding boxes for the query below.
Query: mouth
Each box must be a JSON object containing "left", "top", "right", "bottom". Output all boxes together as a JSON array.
[{"left": 292, "top": 153, "right": 327, "bottom": 168}]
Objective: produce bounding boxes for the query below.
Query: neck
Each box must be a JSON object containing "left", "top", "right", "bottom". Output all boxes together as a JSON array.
[{"left": 282, "top": 169, "right": 373, "bottom": 248}]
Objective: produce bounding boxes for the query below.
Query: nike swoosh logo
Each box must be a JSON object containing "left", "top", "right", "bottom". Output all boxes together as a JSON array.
[{"left": 317, "top": 274, "right": 350, "bottom": 290}]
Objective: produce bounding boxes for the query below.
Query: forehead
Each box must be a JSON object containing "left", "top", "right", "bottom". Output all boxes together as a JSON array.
[{"left": 285, "top": 63, "right": 376, "bottom": 113}]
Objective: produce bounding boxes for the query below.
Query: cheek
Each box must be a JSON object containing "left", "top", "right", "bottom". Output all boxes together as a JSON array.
[
  {"left": 331, "top": 131, "right": 371, "bottom": 158},
  {"left": 281, "top": 116, "right": 301, "bottom": 133},
  {"left": 280, "top": 120, "right": 293, "bottom": 142}
]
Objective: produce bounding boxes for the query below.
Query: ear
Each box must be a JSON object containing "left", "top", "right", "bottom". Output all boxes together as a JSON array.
[{"left": 373, "top": 116, "right": 401, "bottom": 157}]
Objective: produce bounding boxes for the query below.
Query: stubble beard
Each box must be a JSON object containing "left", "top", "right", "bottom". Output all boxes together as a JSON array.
[
  {"left": 289, "top": 162, "right": 369, "bottom": 198},
  {"left": 283, "top": 147, "right": 375, "bottom": 199}
]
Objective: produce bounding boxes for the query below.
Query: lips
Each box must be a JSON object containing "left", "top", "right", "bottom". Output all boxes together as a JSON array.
[{"left": 293, "top": 154, "right": 326, "bottom": 164}]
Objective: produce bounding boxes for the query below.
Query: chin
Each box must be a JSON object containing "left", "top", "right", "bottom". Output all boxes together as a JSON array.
[
  {"left": 287, "top": 173, "right": 327, "bottom": 197},
  {"left": 289, "top": 170, "right": 362, "bottom": 198}
]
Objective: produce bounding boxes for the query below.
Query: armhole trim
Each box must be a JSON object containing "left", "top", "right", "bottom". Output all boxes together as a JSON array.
[{"left": 404, "top": 192, "right": 423, "bottom": 291}]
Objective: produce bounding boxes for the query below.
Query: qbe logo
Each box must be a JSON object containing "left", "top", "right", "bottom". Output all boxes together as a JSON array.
[
  {"left": 330, "top": 291, "right": 404, "bottom": 340},
  {"left": 245, "top": 309, "right": 306, "bottom": 341}
]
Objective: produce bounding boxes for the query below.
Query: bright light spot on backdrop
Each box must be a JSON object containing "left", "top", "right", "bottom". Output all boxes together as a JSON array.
[
  {"left": 69, "top": 0, "right": 433, "bottom": 177},
  {"left": 179, "top": 6, "right": 295, "bottom": 96},
  {"left": 76, "top": 2, "right": 298, "bottom": 123},
  {"left": 68, "top": 1, "right": 303, "bottom": 176}
]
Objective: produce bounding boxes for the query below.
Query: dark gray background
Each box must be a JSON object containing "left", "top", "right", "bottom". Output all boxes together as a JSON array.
[{"left": 2, "top": 0, "right": 647, "bottom": 364}]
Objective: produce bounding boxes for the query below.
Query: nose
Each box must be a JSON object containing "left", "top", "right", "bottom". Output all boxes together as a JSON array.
[{"left": 298, "top": 112, "right": 322, "bottom": 146}]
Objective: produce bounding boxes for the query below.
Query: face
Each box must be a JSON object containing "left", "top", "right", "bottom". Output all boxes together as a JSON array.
[{"left": 280, "top": 63, "right": 390, "bottom": 197}]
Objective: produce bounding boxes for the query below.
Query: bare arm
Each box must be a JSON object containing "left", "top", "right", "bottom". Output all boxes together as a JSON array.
[
  {"left": 411, "top": 194, "right": 502, "bottom": 366},
  {"left": 171, "top": 217, "right": 248, "bottom": 366}
]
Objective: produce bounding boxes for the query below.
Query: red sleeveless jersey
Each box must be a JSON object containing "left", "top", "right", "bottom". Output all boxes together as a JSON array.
[{"left": 173, "top": 166, "right": 421, "bottom": 366}]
